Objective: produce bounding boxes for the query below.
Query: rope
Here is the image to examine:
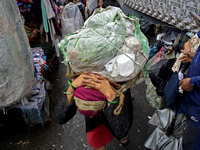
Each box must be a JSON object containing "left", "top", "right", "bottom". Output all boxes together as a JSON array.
[
  {"left": 111, "top": 87, "right": 124, "bottom": 116},
  {"left": 88, "top": 28, "right": 143, "bottom": 70}
]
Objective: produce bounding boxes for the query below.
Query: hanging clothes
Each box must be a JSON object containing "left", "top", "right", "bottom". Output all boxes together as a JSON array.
[
  {"left": 43, "top": 0, "right": 55, "bottom": 19},
  {"left": 41, "top": 0, "right": 49, "bottom": 33},
  {"left": 48, "top": 19, "right": 60, "bottom": 57}
]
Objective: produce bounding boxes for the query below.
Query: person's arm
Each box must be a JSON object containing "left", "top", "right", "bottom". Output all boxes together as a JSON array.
[
  {"left": 190, "top": 76, "right": 200, "bottom": 89},
  {"left": 28, "top": 36, "right": 35, "bottom": 44},
  {"left": 179, "top": 78, "right": 194, "bottom": 92},
  {"left": 184, "top": 41, "right": 190, "bottom": 51},
  {"left": 179, "top": 50, "right": 196, "bottom": 63},
  {"left": 82, "top": 74, "right": 116, "bottom": 106},
  {"left": 66, "top": 72, "right": 93, "bottom": 105},
  {"left": 66, "top": 72, "right": 116, "bottom": 105},
  {"left": 28, "top": 29, "right": 41, "bottom": 44}
]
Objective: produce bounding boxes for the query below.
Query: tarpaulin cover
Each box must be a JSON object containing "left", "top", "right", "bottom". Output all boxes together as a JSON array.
[
  {"left": 0, "top": 0, "right": 35, "bottom": 109},
  {"left": 61, "top": 2, "right": 84, "bottom": 38}
]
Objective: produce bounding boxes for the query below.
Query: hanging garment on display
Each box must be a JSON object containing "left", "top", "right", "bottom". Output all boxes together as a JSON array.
[{"left": 43, "top": 0, "right": 55, "bottom": 19}]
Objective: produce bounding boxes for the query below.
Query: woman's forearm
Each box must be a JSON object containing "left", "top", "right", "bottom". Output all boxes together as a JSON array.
[
  {"left": 66, "top": 86, "right": 75, "bottom": 105},
  {"left": 184, "top": 41, "right": 190, "bottom": 51}
]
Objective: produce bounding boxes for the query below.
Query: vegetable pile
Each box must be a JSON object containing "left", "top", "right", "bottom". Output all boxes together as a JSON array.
[
  {"left": 59, "top": 8, "right": 127, "bottom": 72},
  {"left": 59, "top": 7, "right": 149, "bottom": 82}
]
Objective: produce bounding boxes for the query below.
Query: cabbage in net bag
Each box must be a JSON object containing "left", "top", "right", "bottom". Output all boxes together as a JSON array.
[
  {"left": 59, "top": 7, "right": 126, "bottom": 72},
  {"left": 59, "top": 7, "right": 150, "bottom": 82}
]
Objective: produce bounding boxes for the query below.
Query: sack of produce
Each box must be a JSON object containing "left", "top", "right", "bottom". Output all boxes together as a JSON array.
[{"left": 59, "top": 6, "right": 149, "bottom": 82}]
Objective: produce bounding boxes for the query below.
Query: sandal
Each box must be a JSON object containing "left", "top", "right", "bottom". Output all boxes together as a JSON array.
[
  {"left": 119, "top": 135, "right": 129, "bottom": 146},
  {"left": 44, "top": 118, "right": 52, "bottom": 124}
]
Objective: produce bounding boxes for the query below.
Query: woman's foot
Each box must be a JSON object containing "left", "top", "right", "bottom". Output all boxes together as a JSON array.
[
  {"left": 119, "top": 135, "right": 129, "bottom": 146},
  {"left": 44, "top": 118, "right": 52, "bottom": 124}
]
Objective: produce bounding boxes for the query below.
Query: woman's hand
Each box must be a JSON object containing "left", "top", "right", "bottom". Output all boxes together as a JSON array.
[
  {"left": 66, "top": 71, "right": 92, "bottom": 104},
  {"left": 31, "top": 29, "right": 41, "bottom": 38},
  {"left": 179, "top": 50, "right": 196, "bottom": 63},
  {"left": 82, "top": 74, "right": 116, "bottom": 102},
  {"left": 71, "top": 71, "right": 92, "bottom": 88},
  {"left": 179, "top": 78, "right": 194, "bottom": 92}
]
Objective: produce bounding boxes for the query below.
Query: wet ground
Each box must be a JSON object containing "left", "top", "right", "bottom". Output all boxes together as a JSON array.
[
  {"left": 0, "top": 24, "right": 157, "bottom": 150},
  {"left": 0, "top": 52, "right": 155, "bottom": 150}
]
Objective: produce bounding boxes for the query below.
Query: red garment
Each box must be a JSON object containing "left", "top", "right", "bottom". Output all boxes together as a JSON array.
[
  {"left": 87, "top": 124, "right": 114, "bottom": 149},
  {"left": 20, "top": 0, "right": 29, "bottom": 2},
  {"left": 28, "top": 36, "right": 40, "bottom": 48}
]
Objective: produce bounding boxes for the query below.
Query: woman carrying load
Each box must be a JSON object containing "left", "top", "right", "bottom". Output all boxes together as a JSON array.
[{"left": 55, "top": 72, "right": 133, "bottom": 150}]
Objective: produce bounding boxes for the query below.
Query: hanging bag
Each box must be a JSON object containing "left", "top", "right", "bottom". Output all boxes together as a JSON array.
[
  {"left": 54, "top": 94, "right": 77, "bottom": 124},
  {"left": 164, "top": 63, "right": 189, "bottom": 107},
  {"left": 148, "top": 58, "right": 175, "bottom": 96},
  {"left": 103, "top": 89, "right": 133, "bottom": 140},
  {"left": 164, "top": 72, "right": 180, "bottom": 107}
]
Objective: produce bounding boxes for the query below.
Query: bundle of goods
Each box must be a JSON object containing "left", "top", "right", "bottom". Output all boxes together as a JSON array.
[
  {"left": 13, "top": 47, "right": 50, "bottom": 127},
  {"left": 58, "top": 6, "right": 149, "bottom": 119},
  {"left": 17, "top": 0, "right": 32, "bottom": 14},
  {"left": 32, "top": 47, "right": 49, "bottom": 81},
  {"left": 0, "top": 0, "right": 35, "bottom": 109},
  {"left": 59, "top": 6, "right": 149, "bottom": 84}
]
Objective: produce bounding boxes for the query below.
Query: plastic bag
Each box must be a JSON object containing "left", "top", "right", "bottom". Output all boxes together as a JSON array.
[
  {"left": 146, "top": 46, "right": 166, "bottom": 70},
  {"left": 0, "top": 0, "right": 35, "bottom": 108},
  {"left": 105, "top": 53, "right": 136, "bottom": 77},
  {"left": 149, "top": 42, "right": 159, "bottom": 60},
  {"left": 60, "top": 7, "right": 126, "bottom": 72},
  {"left": 148, "top": 58, "right": 175, "bottom": 96},
  {"left": 162, "top": 28, "right": 180, "bottom": 44},
  {"left": 145, "top": 75, "right": 166, "bottom": 109},
  {"left": 61, "top": 3, "right": 84, "bottom": 38},
  {"left": 139, "top": 17, "right": 155, "bottom": 36},
  {"left": 59, "top": 7, "right": 149, "bottom": 82}
]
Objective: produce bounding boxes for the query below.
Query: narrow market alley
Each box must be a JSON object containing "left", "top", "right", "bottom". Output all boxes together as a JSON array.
[
  {"left": 1, "top": 0, "right": 200, "bottom": 150},
  {"left": 0, "top": 54, "right": 155, "bottom": 150}
]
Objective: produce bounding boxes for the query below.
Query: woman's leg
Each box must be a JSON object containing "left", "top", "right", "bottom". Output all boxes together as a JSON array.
[{"left": 96, "top": 145, "right": 106, "bottom": 150}]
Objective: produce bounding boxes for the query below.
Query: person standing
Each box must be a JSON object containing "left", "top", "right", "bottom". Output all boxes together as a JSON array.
[
  {"left": 178, "top": 30, "right": 200, "bottom": 150},
  {"left": 61, "top": 0, "right": 84, "bottom": 38}
]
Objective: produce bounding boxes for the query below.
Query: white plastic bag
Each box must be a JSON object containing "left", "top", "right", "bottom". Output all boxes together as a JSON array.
[
  {"left": 105, "top": 53, "right": 135, "bottom": 77},
  {"left": 61, "top": 3, "right": 84, "bottom": 38}
]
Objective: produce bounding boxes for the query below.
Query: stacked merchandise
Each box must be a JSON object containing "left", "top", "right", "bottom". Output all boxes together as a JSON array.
[
  {"left": 59, "top": 6, "right": 149, "bottom": 92},
  {"left": 13, "top": 47, "right": 50, "bottom": 128},
  {"left": 17, "top": 0, "right": 61, "bottom": 57},
  {"left": 145, "top": 28, "right": 194, "bottom": 109},
  {"left": 0, "top": 0, "right": 51, "bottom": 127},
  {"left": 17, "top": 0, "right": 32, "bottom": 14},
  {"left": 144, "top": 22, "right": 200, "bottom": 149}
]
